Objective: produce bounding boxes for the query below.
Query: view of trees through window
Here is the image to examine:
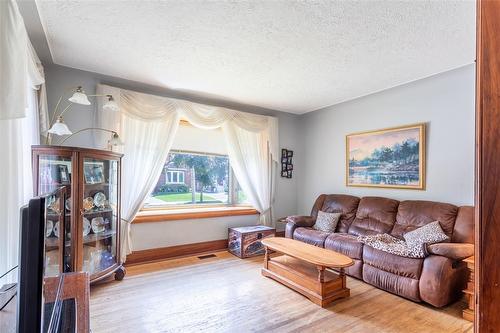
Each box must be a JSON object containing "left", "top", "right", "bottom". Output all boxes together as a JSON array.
[{"left": 144, "top": 151, "right": 248, "bottom": 207}]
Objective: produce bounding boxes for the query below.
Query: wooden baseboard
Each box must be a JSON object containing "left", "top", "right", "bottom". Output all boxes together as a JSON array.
[
  {"left": 125, "top": 239, "right": 228, "bottom": 266},
  {"left": 125, "top": 231, "right": 285, "bottom": 266}
]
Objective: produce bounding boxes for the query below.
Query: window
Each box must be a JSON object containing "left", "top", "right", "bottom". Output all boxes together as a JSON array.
[
  {"left": 144, "top": 150, "right": 249, "bottom": 208},
  {"left": 166, "top": 170, "right": 185, "bottom": 184}
]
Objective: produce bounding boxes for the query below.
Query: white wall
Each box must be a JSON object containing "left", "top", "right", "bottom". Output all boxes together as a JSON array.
[
  {"left": 297, "top": 64, "right": 475, "bottom": 214},
  {"left": 45, "top": 64, "right": 301, "bottom": 251}
]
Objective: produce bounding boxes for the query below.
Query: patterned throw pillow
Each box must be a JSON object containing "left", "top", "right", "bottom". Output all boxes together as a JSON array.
[
  {"left": 358, "top": 233, "right": 427, "bottom": 258},
  {"left": 403, "top": 221, "right": 449, "bottom": 248},
  {"left": 312, "top": 211, "right": 342, "bottom": 233}
]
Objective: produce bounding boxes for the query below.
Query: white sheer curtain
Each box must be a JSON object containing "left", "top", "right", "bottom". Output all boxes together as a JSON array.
[
  {"left": 96, "top": 84, "right": 278, "bottom": 261},
  {"left": 179, "top": 100, "right": 278, "bottom": 226},
  {"left": 96, "top": 85, "right": 180, "bottom": 262},
  {"left": 222, "top": 121, "right": 277, "bottom": 225},
  {"left": 0, "top": 0, "right": 48, "bottom": 282}
]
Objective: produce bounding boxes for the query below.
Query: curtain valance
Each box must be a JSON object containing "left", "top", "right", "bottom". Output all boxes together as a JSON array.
[
  {"left": 97, "top": 84, "right": 279, "bottom": 162},
  {"left": 0, "top": 0, "right": 48, "bottom": 128}
]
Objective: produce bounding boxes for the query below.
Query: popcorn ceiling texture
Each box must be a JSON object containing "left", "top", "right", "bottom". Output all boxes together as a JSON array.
[{"left": 36, "top": 0, "right": 475, "bottom": 114}]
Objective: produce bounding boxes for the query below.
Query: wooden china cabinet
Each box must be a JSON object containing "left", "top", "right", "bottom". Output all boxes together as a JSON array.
[{"left": 32, "top": 145, "right": 125, "bottom": 283}]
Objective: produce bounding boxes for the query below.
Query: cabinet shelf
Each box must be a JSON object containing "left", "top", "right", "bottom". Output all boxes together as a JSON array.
[
  {"left": 83, "top": 208, "right": 114, "bottom": 216},
  {"left": 45, "top": 229, "right": 116, "bottom": 248},
  {"left": 45, "top": 237, "right": 68, "bottom": 249},
  {"left": 83, "top": 229, "right": 116, "bottom": 244},
  {"left": 40, "top": 183, "right": 71, "bottom": 187}
]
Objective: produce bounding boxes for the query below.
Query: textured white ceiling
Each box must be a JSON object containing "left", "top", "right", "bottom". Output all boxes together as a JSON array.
[{"left": 36, "top": 0, "right": 475, "bottom": 114}]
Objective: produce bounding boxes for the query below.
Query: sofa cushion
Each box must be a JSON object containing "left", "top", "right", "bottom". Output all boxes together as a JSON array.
[
  {"left": 452, "top": 206, "right": 474, "bottom": 243},
  {"left": 391, "top": 200, "right": 458, "bottom": 239},
  {"left": 293, "top": 227, "right": 329, "bottom": 247},
  {"left": 324, "top": 233, "right": 364, "bottom": 260},
  {"left": 348, "top": 197, "right": 399, "bottom": 237},
  {"left": 319, "top": 194, "right": 360, "bottom": 233},
  {"left": 313, "top": 211, "right": 341, "bottom": 232},
  {"left": 346, "top": 259, "right": 363, "bottom": 279},
  {"left": 403, "top": 221, "right": 449, "bottom": 248},
  {"left": 363, "top": 245, "right": 424, "bottom": 279},
  {"left": 363, "top": 264, "right": 421, "bottom": 302},
  {"left": 310, "top": 194, "right": 327, "bottom": 219}
]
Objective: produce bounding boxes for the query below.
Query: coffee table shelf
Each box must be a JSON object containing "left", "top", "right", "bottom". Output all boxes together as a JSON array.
[{"left": 261, "top": 237, "right": 354, "bottom": 307}]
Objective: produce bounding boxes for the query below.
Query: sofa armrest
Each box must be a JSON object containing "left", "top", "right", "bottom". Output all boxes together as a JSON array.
[
  {"left": 286, "top": 215, "right": 315, "bottom": 226},
  {"left": 427, "top": 243, "right": 474, "bottom": 261},
  {"left": 419, "top": 255, "right": 468, "bottom": 307},
  {"left": 285, "top": 215, "right": 315, "bottom": 238}
]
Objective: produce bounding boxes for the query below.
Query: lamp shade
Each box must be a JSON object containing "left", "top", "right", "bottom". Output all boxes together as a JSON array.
[
  {"left": 109, "top": 132, "right": 124, "bottom": 146},
  {"left": 48, "top": 117, "right": 72, "bottom": 135},
  {"left": 68, "top": 87, "right": 91, "bottom": 105},
  {"left": 103, "top": 96, "right": 120, "bottom": 112}
]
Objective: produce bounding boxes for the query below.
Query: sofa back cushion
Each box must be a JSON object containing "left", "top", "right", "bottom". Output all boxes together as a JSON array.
[
  {"left": 391, "top": 200, "right": 458, "bottom": 239},
  {"left": 452, "top": 206, "right": 474, "bottom": 243},
  {"left": 313, "top": 194, "right": 360, "bottom": 233},
  {"left": 310, "top": 194, "right": 327, "bottom": 219},
  {"left": 348, "top": 197, "right": 399, "bottom": 237}
]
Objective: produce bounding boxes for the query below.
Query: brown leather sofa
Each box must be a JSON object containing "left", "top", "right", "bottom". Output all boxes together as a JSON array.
[{"left": 285, "top": 194, "right": 474, "bottom": 307}]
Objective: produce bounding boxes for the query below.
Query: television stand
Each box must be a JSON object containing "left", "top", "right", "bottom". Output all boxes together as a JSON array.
[
  {"left": 44, "top": 272, "right": 90, "bottom": 333},
  {"left": 1, "top": 273, "right": 90, "bottom": 333}
]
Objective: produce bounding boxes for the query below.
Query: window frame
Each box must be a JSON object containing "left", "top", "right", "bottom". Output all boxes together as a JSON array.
[
  {"left": 141, "top": 149, "right": 252, "bottom": 212},
  {"left": 165, "top": 170, "right": 185, "bottom": 185}
]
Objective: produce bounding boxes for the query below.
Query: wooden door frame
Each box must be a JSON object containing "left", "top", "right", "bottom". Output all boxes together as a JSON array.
[{"left": 475, "top": 0, "right": 500, "bottom": 331}]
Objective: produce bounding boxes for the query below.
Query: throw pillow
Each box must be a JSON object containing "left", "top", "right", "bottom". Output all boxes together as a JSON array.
[
  {"left": 312, "top": 211, "right": 342, "bottom": 233},
  {"left": 403, "top": 221, "right": 449, "bottom": 248},
  {"left": 358, "top": 233, "right": 427, "bottom": 258}
]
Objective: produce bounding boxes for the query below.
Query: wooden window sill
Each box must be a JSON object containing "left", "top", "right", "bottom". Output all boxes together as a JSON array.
[{"left": 133, "top": 206, "right": 259, "bottom": 223}]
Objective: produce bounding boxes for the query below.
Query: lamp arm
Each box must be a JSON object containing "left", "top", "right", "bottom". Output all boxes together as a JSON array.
[
  {"left": 46, "top": 103, "right": 74, "bottom": 144},
  {"left": 57, "top": 103, "right": 73, "bottom": 119},
  {"left": 50, "top": 93, "right": 112, "bottom": 128},
  {"left": 87, "top": 94, "right": 112, "bottom": 98},
  {"left": 46, "top": 96, "right": 65, "bottom": 144},
  {"left": 48, "top": 86, "right": 82, "bottom": 126},
  {"left": 58, "top": 127, "right": 117, "bottom": 145},
  {"left": 49, "top": 95, "right": 64, "bottom": 126}
]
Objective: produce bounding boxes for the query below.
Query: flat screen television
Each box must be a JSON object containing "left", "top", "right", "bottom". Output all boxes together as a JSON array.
[{"left": 17, "top": 187, "right": 68, "bottom": 333}]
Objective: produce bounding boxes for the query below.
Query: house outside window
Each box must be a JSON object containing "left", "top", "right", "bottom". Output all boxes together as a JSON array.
[{"left": 144, "top": 150, "right": 249, "bottom": 208}]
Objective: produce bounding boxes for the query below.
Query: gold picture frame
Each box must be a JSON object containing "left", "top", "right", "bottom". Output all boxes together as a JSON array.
[{"left": 346, "top": 123, "right": 426, "bottom": 190}]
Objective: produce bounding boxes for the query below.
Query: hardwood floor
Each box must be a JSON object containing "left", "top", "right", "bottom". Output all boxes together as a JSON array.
[{"left": 90, "top": 251, "right": 473, "bottom": 333}]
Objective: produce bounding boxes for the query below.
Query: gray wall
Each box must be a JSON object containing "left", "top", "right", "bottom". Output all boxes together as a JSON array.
[
  {"left": 297, "top": 64, "right": 475, "bottom": 214},
  {"left": 44, "top": 64, "right": 301, "bottom": 250}
]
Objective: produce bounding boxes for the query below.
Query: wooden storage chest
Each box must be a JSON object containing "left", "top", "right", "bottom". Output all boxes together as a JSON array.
[{"left": 228, "top": 226, "right": 275, "bottom": 258}]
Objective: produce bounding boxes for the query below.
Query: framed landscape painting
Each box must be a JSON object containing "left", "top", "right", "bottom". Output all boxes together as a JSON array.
[{"left": 346, "top": 123, "right": 426, "bottom": 189}]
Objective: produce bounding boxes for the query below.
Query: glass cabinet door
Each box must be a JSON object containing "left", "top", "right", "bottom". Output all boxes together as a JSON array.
[
  {"left": 81, "top": 157, "right": 119, "bottom": 275},
  {"left": 37, "top": 154, "right": 73, "bottom": 275}
]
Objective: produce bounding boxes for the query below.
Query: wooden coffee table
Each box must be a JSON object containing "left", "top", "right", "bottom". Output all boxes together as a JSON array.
[{"left": 261, "top": 237, "right": 354, "bottom": 307}]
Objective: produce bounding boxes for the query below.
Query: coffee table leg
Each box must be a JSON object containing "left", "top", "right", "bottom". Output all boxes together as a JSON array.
[
  {"left": 317, "top": 266, "right": 325, "bottom": 283},
  {"left": 339, "top": 268, "right": 346, "bottom": 288},
  {"left": 264, "top": 247, "right": 269, "bottom": 269}
]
